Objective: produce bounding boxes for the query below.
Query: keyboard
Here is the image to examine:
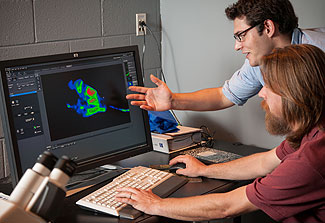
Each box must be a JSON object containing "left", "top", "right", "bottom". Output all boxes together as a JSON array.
[{"left": 76, "top": 166, "right": 188, "bottom": 219}]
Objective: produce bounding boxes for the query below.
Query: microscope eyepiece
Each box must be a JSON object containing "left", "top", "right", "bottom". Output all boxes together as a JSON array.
[
  {"left": 53, "top": 155, "right": 77, "bottom": 177},
  {"left": 36, "top": 151, "right": 58, "bottom": 171}
]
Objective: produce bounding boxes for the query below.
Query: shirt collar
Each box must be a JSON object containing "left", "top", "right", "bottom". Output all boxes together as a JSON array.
[{"left": 291, "top": 28, "right": 303, "bottom": 45}]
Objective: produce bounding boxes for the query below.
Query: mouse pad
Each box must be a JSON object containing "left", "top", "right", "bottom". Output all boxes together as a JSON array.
[{"left": 181, "top": 147, "right": 242, "bottom": 164}]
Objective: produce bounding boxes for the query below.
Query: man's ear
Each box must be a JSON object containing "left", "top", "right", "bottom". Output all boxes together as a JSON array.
[{"left": 264, "top": 19, "right": 276, "bottom": 37}]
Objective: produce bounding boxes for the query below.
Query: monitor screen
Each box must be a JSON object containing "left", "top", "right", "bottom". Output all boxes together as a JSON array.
[{"left": 0, "top": 45, "right": 152, "bottom": 185}]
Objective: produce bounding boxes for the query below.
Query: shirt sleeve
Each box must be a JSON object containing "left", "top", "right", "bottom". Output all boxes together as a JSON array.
[
  {"left": 301, "top": 28, "right": 325, "bottom": 52},
  {"left": 222, "top": 59, "right": 263, "bottom": 105},
  {"left": 246, "top": 158, "right": 325, "bottom": 222},
  {"left": 275, "top": 140, "right": 296, "bottom": 160}
]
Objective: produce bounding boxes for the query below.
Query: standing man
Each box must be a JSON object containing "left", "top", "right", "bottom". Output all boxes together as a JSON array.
[
  {"left": 126, "top": 0, "right": 325, "bottom": 112},
  {"left": 117, "top": 44, "right": 325, "bottom": 222}
]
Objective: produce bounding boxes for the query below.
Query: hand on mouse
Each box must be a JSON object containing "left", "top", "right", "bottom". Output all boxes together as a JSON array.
[{"left": 169, "top": 155, "right": 207, "bottom": 177}]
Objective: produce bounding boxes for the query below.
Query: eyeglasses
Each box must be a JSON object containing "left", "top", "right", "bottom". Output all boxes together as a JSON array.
[{"left": 233, "top": 24, "right": 259, "bottom": 42}]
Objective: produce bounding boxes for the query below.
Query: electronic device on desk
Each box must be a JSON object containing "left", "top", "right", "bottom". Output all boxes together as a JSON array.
[
  {"left": 0, "top": 45, "right": 152, "bottom": 186},
  {"left": 152, "top": 126, "right": 202, "bottom": 154},
  {"left": 0, "top": 45, "right": 187, "bottom": 219}
]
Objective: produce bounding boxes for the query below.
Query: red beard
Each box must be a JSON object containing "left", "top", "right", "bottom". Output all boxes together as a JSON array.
[{"left": 261, "top": 100, "right": 291, "bottom": 136}]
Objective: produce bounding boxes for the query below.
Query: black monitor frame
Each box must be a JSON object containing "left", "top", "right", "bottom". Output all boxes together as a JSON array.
[{"left": 0, "top": 45, "right": 153, "bottom": 186}]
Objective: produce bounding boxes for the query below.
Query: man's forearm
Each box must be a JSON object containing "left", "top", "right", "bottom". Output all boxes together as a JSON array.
[
  {"left": 154, "top": 186, "right": 257, "bottom": 221},
  {"left": 203, "top": 148, "right": 280, "bottom": 180},
  {"left": 171, "top": 87, "right": 234, "bottom": 111}
]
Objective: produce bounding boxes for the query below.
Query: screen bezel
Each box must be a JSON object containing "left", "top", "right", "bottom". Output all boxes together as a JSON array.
[{"left": 0, "top": 45, "right": 153, "bottom": 185}]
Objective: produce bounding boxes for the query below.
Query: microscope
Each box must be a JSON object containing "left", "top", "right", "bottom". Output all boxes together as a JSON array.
[{"left": 0, "top": 151, "right": 76, "bottom": 223}]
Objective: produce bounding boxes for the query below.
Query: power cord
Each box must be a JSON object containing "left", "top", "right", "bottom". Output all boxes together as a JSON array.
[
  {"left": 140, "top": 21, "right": 182, "bottom": 126},
  {"left": 140, "top": 21, "right": 166, "bottom": 83},
  {"left": 141, "top": 22, "right": 146, "bottom": 81},
  {"left": 199, "top": 125, "right": 215, "bottom": 148}
]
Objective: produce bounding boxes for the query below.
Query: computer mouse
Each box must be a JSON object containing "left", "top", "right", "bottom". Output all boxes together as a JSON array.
[{"left": 169, "top": 163, "right": 186, "bottom": 171}]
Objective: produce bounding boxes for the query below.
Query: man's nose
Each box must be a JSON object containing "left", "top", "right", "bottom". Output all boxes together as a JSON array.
[
  {"left": 234, "top": 40, "right": 242, "bottom": 51},
  {"left": 258, "top": 86, "right": 267, "bottom": 99}
]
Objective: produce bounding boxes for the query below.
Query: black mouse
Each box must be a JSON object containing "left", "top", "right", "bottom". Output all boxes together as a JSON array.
[{"left": 169, "top": 163, "right": 186, "bottom": 171}]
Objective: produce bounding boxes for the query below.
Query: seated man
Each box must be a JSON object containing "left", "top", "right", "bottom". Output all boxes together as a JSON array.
[{"left": 116, "top": 44, "right": 325, "bottom": 222}]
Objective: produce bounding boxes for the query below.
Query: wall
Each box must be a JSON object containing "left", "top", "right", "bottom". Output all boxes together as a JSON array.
[
  {"left": 160, "top": 0, "right": 325, "bottom": 149},
  {"left": 0, "top": 0, "right": 161, "bottom": 179}
]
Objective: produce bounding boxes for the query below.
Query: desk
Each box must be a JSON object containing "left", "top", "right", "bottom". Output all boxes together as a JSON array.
[{"left": 0, "top": 141, "right": 267, "bottom": 223}]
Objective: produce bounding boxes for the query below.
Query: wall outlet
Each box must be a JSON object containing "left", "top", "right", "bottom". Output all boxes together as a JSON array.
[{"left": 136, "top": 13, "right": 146, "bottom": 36}]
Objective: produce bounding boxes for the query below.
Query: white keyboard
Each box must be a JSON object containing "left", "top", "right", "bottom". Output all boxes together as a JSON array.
[{"left": 76, "top": 166, "right": 187, "bottom": 219}]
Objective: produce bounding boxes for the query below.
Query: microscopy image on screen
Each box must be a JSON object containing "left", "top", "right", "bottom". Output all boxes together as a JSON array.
[
  {"left": 67, "top": 79, "right": 108, "bottom": 117},
  {"left": 41, "top": 63, "right": 131, "bottom": 141}
]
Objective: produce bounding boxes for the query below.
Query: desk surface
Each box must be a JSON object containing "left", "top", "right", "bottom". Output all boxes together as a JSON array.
[{"left": 0, "top": 141, "right": 267, "bottom": 223}]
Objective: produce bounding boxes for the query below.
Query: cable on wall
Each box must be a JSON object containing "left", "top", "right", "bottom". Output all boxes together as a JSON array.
[{"left": 140, "top": 22, "right": 182, "bottom": 126}]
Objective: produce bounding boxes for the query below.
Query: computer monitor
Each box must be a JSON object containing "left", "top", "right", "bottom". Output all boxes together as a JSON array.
[{"left": 0, "top": 45, "right": 153, "bottom": 186}]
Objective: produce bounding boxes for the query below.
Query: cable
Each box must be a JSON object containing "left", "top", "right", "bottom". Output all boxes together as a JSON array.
[
  {"left": 199, "top": 125, "right": 215, "bottom": 148},
  {"left": 140, "top": 21, "right": 182, "bottom": 126},
  {"left": 141, "top": 22, "right": 167, "bottom": 83},
  {"left": 141, "top": 27, "right": 146, "bottom": 82}
]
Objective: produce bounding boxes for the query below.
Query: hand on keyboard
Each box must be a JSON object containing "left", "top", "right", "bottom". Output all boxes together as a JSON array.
[
  {"left": 115, "top": 187, "right": 162, "bottom": 216},
  {"left": 76, "top": 166, "right": 188, "bottom": 219}
]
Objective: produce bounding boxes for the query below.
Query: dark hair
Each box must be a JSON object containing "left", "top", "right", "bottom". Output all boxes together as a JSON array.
[
  {"left": 225, "top": 0, "right": 298, "bottom": 36},
  {"left": 260, "top": 44, "right": 325, "bottom": 149}
]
